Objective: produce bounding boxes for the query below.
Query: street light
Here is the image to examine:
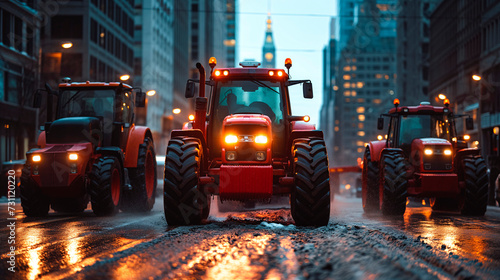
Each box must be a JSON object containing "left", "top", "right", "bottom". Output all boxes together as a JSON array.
[
  {"left": 61, "top": 42, "right": 73, "bottom": 49},
  {"left": 146, "top": 90, "right": 156, "bottom": 97},
  {"left": 120, "top": 74, "right": 130, "bottom": 81},
  {"left": 472, "top": 74, "right": 482, "bottom": 81},
  {"left": 172, "top": 108, "right": 181, "bottom": 114},
  {"left": 438, "top": 93, "right": 447, "bottom": 100},
  {"left": 188, "top": 114, "right": 195, "bottom": 121}
]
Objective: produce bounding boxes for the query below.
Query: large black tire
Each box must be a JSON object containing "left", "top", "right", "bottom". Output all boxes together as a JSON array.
[
  {"left": 291, "top": 138, "right": 330, "bottom": 226},
  {"left": 164, "top": 137, "right": 209, "bottom": 225},
  {"left": 380, "top": 151, "right": 408, "bottom": 216},
  {"left": 89, "top": 156, "right": 123, "bottom": 216},
  {"left": 122, "top": 137, "right": 157, "bottom": 212},
  {"left": 461, "top": 156, "right": 488, "bottom": 215},
  {"left": 20, "top": 165, "right": 50, "bottom": 217},
  {"left": 362, "top": 147, "right": 380, "bottom": 213}
]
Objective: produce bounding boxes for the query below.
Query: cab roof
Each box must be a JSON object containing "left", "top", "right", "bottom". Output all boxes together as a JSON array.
[
  {"left": 389, "top": 104, "right": 452, "bottom": 114},
  {"left": 58, "top": 81, "right": 132, "bottom": 89},
  {"left": 212, "top": 67, "right": 289, "bottom": 80}
]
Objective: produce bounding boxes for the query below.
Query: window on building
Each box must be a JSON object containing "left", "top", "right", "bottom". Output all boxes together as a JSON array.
[
  {"left": 4, "top": 72, "right": 21, "bottom": 104},
  {"left": 51, "top": 15, "right": 83, "bottom": 39},
  {"left": 2, "top": 10, "right": 11, "bottom": 46}
]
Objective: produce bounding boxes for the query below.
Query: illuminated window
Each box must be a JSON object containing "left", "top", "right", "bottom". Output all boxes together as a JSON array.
[
  {"left": 352, "top": 66, "right": 357, "bottom": 71},
  {"left": 345, "top": 98, "right": 351, "bottom": 102},
  {"left": 384, "top": 75, "right": 389, "bottom": 80},
  {"left": 357, "top": 131, "right": 365, "bottom": 136},
  {"left": 352, "top": 58, "right": 357, "bottom": 63},
  {"left": 335, "top": 120, "right": 339, "bottom": 125},
  {"left": 358, "top": 115, "right": 365, "bottom": 121},
  {"left": 356, "top": 141, "right": 364, "bottom": 146},
  {"left": 343, "top": 75, "right": 351, "bottom": 80},
  {"left": 351, "top": 91, "right": 357, "bottom": 97},
  {"left": 373, "top": 99, "right": 382, "bottom": 104},
  {"left": 358, "top": 123, "right": 364, "bottom": 129},
  {"left": 334, "top": 146, "right": 339, "bottom": 151},
  {"left": 344, "top": 82, "right": 351, "bottom": 88},
  {"left": 343, "top": 66, "right": 351, "bottom": 71},
  {"left": 351, "top": 83, "right": 356, "bottom": 88},
  {"left": 334, "top": 126, "right": 339, "bottom": 132},
  {"left": 375, "top": 74, "right": 382, "bottom": 79},
  {"left": 333, "top": 85, "right": 339, "bottom": 91},
  {"left": 356, "top": 107, "right": 365, "bottom": 113},
  {"left": 357, "top": 147, "right": 363, "bottom": 153},
  {"left": 357, "top": 82, "right": 364, "bottom": 88},
  {"left": 357, "top": 98, "right": 365, "bottom": 103},
  {"left": 344, "top": 91, "right": 351, "bottom": 96}
]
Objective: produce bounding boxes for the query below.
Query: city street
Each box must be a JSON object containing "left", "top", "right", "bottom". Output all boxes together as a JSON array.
[{"left": 1, "top": 193, "right": 500, "bottom": 279}]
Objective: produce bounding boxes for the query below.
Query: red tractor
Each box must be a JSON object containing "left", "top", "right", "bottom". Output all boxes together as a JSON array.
[
  {"left": 20, "top": 80, "right": 157, "bottom": 217},
  {"left": 362, "top": 99, "right": 488, "bottom": 216},
  {"left": 164, "top": 58, "right": 330, "bottom": 226}
]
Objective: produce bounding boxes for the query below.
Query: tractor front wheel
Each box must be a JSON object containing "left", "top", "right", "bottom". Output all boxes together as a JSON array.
[
  {"left": 460, "top": 156, "right": 488, "bottom": 215},
  {"left": 122, "top": 137, "right": 157, "bottom": 212},
  {"left": 89, "top": 156, "right": 123, "bottom": 216},
  {"left": 164, "top": 137, "right": 209, "bottom": 225},
  {"left": 291, "top": 138, "right": 330, "bottom": 226},
  {"left": 20, "top": 165, "right": 49, "bottom": 217},
  {"left": 380, "top": 151, "right": 408, "bottom": 216},
  {"left": 362, "top": 147, "right": 380, "bottom": 213}
]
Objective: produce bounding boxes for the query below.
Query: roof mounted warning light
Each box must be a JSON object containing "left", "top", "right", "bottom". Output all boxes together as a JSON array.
[{"left": 239, "top": 60, "right": 261, "bottom": 68}]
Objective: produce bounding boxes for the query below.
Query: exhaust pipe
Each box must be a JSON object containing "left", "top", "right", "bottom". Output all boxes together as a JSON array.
[{"left": 194, "top": 63, "right": 207, "bottom": 136}]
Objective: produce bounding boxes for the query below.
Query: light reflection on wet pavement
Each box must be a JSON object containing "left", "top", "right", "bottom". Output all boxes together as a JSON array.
[{"left": 1, "top": 195, "right": 499, "bottom": 279}]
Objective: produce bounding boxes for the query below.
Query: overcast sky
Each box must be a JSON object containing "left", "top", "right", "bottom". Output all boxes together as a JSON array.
[{"left": 238, "top": 0, "right": 337, "bottom": 124}]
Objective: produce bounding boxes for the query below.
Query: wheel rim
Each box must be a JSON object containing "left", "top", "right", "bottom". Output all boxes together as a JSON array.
[
  {"left": 145, "top": 151, "right": 155, "bottom": 198},
  {"left": 111, "top": 169, "right": 120, "bottom": 206}
]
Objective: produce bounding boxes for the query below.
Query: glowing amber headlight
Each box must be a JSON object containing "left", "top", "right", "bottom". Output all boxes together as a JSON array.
[
  {"left": 32, "top": 155, "right": 41, "bottom": 162},
  {"left": 225, "top": 135, "right": 238, "bottom": 144},
  {"left": 424, "top": 149, "right": 433, "bottom": 155},
  {"left": 463, "top": 135, "right": 470, "bottom": 141},
  {"left": 69, "top": 153, "right": 78, "bottom": 161},
  {"left": 444, "top": 149, "right": 452, "bottom": 156},
  {"left": 255, "top": 135, "right": 268, "bottom": 144}
]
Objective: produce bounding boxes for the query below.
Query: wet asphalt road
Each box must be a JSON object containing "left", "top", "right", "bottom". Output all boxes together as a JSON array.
[{"left": 1, "top": 193, "right": 500, "bottom": 279}]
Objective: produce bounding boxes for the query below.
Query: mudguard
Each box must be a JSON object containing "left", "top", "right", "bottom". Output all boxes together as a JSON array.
[
  {"left": 291, "top": 121, "right": 316, "bottom": 131},
  {"left": 124, "top": 125, "right": 153, "bottom": 168},
  {"left": 37, "top": 131, "right": 46, "bottom": 148},
  {"left": 288, "top": 130, "right": 324, "bottom": 148},
  {"left": 170, "top": 129, "right": 207, "bottom": 156},
  {"left": 368, "top": 140, "right": 387, "bottom": 162}
]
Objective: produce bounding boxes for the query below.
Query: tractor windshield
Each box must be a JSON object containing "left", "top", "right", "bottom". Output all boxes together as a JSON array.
[
  {"left": 213, "top": 80, "right": 284, "bottom": 124},
  {"left": 398, "top": 114, "right": 453, "bottom": 145},
  {"left": 57, "top": 89, "right": 115, "bottom": 122}
]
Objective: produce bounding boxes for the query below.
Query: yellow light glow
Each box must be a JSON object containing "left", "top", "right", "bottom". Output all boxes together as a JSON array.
[
  {"left": 377, "top": 135, "right": 383, "bottom": 140},
  {"left": 223, "top": 70, "right": 229, "bottom": 76},
  {"left": 255, "top": 135, "right": 268, "bottom": 144},
  {"left": 438, "top": 93, "right": 447, "bottom": 100},
  {"left": 61, "top": 42, "right": 73, "bottom": 49},
  {"left": 120, "top": 74, "right": 130, "bottom": 81},
  {"left": 345, "top": 184, "right": 351, "bottom": 190},
  {"left": 358, "top": 115, "right": 365, "bottom": 121},
  {"left": 463, "top": 134, "right": 470, "bottom": 141},
  {"left": 32, "top": 155, "right": 41, "bottom": 162},
  {"left": 452, "top": 137, "right": 457, "bottom": 142},
  {"left": 68, "top": 153, "right": 78, "bottom": 161},
  {"left": 225, "top": 135, "right": 238, "bottom": 144},
  {"left": 424, "top": 149, "right": 433, "bottom": 155},
  {"left": 172, "top": 108, "right": 181, "bottom": 114},
  {"left": 269, "top": 70, "right": 274, "bottom": 76},
  {"left": 444, "top": 149, "right": 452, "bottom": 156},
  {"left": 494, "top": 127, "right": 499, "bottom": 135},
  {"left": 215, "top": 70, "right": 221, "bottom": 76},
  {"left": 472, "top": 74, "right": 481, "bottom": 81},
  {"left": 188, "top": 114, "right": 195, "bottom": 121},
  {"left": 209, "top": 57, "right": 217, "bottom": 66},
  {"left": 303, "top": 115, "right": 310, "bottom": 122},
  {"left": 357, "top": 131, "right": 365, "bottom": 136},
  {"left": 146, "top": 90, "right": 156, "bottom": 96},
  {"left": 277, "top": 71, "right": 283, "bottom": 77}
]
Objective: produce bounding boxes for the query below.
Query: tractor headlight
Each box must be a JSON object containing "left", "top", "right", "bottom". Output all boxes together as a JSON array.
[
  {"left": 424, "top": 149, "right": 433, "bottom": 155},
  {"left": 225, "top": 135, "right": 238, "bottom": 144},
  {"left": 444, "top": 149, "right": 452, "bottom": 156},
  {"left": 68, "top": 153, "right": 78, "bottom": 161},
  {"left": 32, "top": 155, "right": 41, "bottom": 162},
  {"left": 255, "top": 135, "right": 268, "bottom": 144},
  {"left": 226, "top": 151, "right": 236, "bottom": 161}
]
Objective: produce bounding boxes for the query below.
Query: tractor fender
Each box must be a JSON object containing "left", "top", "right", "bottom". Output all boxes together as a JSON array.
[
  {"left": 170, "top": 129, "right": 207, "bottom": 156},
  {"left": 96, "top": 147, "right": 125, "bottom": 181},
  {"left": 380, "top": 148, "right": 405, "bottom": 157},
  {"left": 37, "top": 131, "right": 46, "bottom": 148},
  {"left": 368, "top": 140, "right": 387, "bottom": 162},
  {"left": 291, "top": 121, "right": 316, "bottom": 131},
  {"left": 454, "top": 148, "right": 482, "bottom": 175},
  {"left": 124, "top": 126, "right": 153, "bottom": 168},
  {"left": 288, "top": 130, "right": 324, "bottom": 149}
]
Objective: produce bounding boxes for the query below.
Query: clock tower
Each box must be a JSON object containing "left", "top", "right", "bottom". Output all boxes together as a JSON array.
[{"left": 262, "top": 15, "right": 276, "bottom": 68}]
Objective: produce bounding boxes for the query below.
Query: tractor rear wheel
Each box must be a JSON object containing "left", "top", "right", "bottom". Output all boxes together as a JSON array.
[
  {"left": 89, "top": 156, "right": 122, "bottom": 216},
  {"left": 122, "top": 137, "right": 157, "bottom": 212},
  {"left": 20, "top": 165, "right": 49, "bottom": 217},
  {"left": 164, "top": 137, "right": 209, "bottom": 225},
  {"left": 380, "top": 151, "right": 408, "bottom": 216},
  {"left": 362, "top": 147, "right": 380, "bottom": 213},
  {"left": 291, "top": 138, "right": 330, "bottom": 226},
  {"left": 461, "top": 156, "right": 488, "bottom": 215}
]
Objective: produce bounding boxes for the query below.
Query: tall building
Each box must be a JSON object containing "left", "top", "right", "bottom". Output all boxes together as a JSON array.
[
  {"left": 134, "top": 0, "right": 175, "bottom": 153},
  {"left": 261, "top": 15, "right": 276, "bottom": 68},
  {"left": 41, "top": 0, "right": 134, "bottom": 85},
  {"left": 320, "top": 18, "right": 337, "bottom": 163},
  {"left": 0, "top": 0, "right": 41, "bottom": 162},
  {"left": 336, "top": 0, "right": 364, "bottom": 59},
  {"left": 429, "top": 0, "right": 500, "bottom": 204},
  {"left": 332, "top": 0, "right": 398, "bottom": 166},
  {"left": 396, "top": 0, "right": 441, "bottom": 105},
  {"left": 225, "top": 0, "right": 238, "bottom": 67}
]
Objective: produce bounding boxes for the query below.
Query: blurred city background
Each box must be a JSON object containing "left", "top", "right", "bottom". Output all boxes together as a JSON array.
[{"left": 1, "top": 0, "right": 500, "bottom": 202}]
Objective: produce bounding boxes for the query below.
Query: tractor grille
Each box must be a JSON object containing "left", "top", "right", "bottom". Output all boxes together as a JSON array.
[
  {"left": 232, "top": 142, "right": 261, "bottom": 161},
  {"left": 423, "top": 155, "right": 452, "bottom": 171}
]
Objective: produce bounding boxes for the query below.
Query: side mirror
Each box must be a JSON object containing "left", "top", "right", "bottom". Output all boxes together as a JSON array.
[
  {"left": 377, "top": 117, "right": 384, "bottom": 130},
  {"left": 185, "top": 80, "right": 196, "bottom": 98},
  {"left": 303, "top": 82, "right": 313, "bottom": 99},
  {"left": 465, "top": 117, "right": 474, "bottom": 130},
  {"left": 33, "top": 90, "right": 42, "bottom": 108},
  {"left": 135, "top": 90, "right": 146, "bottom": 107}
]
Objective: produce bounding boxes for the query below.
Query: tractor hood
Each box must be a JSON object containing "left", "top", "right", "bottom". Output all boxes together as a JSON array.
[
  {"left": 46, "top": 117, "right": 102, "bottom": 146},
  {"left": 412, "top": 138, "right": 452, "bottom": 149}
]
